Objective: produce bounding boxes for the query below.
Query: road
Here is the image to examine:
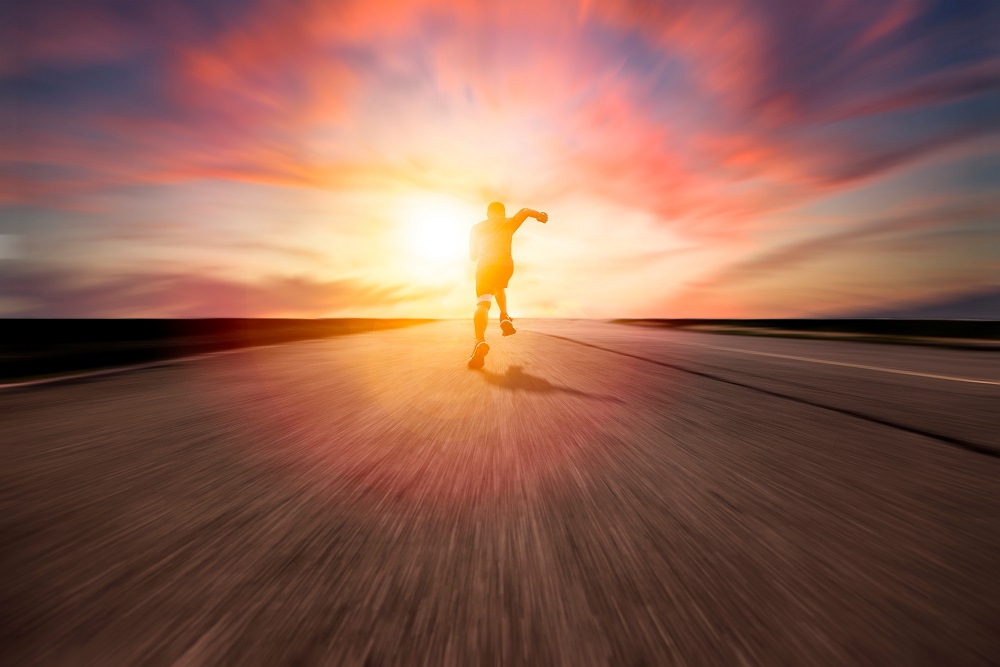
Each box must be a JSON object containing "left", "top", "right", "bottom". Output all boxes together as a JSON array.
[{"left": 2, "top": 320, "right": 998, "bottom": 666}]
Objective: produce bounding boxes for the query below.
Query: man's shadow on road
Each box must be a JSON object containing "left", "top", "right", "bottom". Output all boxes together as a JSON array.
[{"left": 476, "top": 365, "right": 622, "bottom": 403}]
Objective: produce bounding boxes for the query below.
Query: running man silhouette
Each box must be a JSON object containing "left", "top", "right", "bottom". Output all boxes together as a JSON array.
[{"left": 467, "top": 201, "right": 547, "bottom": 368}]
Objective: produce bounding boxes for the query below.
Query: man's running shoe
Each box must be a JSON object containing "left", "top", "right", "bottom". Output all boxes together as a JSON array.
[
  {"left": 467, "top": 340, "right": 490, "bottom": 368},
  {"left": 500, "top": 317, "right": 516, "bottom": 337}
]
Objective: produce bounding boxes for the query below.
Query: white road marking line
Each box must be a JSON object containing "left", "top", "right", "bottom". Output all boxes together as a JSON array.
[
  {"left": 682, "top": 341, "right": 1000, "bottom": 386},
  {"left": 0, "top": 325, "right": 428, "bottom": 391},
  {"left": 0, "top": 344, "right": 276, "bottom": 390}
]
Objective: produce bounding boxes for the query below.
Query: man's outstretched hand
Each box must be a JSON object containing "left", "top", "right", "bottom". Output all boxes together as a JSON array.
[{"left": 538, "top": 211, "right": 548, "bottom": 223}]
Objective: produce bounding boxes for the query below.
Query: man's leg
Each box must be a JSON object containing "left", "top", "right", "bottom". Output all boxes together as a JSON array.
[
  {"left": 495, "top": 288, "right": 508, "bottom": 320},
  {"left": 469, "top": 295, "right": 492, "bottom": 368},
  {"left": 495, "top": 287, "right": 516, "bottom": 336},
  {"left": 474, "top": 296, "right": 490, "bottom": 341}
]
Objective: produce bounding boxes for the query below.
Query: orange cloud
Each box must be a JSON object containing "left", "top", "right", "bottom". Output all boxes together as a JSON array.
[
  {"left": 2, "top": 0, "right": 997, "bottom": 316},
  {"left": 0, "top": 265, "right": 449, "bottom": 318}
]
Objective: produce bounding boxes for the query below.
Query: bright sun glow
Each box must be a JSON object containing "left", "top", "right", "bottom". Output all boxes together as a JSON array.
[{"left": 404, "top": 194, "right": 474, "bottom": 263}]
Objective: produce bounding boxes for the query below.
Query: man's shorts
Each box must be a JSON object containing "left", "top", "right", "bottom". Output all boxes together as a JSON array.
[{"left": 476, "top": 257, "right": 514, "bottom": 298}]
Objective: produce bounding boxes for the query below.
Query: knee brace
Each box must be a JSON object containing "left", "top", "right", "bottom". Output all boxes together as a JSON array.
[{"left": 476, "top": 294, "right": 492, "bottom": 307}]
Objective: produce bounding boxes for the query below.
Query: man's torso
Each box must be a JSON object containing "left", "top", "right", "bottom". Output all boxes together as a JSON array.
[{"left": 473, "top": 218, "right": 515, "bottom": 263}]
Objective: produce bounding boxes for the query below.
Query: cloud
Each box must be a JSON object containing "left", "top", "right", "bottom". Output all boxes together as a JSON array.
[
  {"left": 663, "top": 198, "right": 1000, "bottom": 316},
  {"left": 829, "top": 58, "right": 1000, "bottom": 122},
  {"left": 0, "top": 1, "right": 142, "bottom": 74},
  {"left": 599, "top": 0, "right": 998, "bottom": 122},
  {"left": 7, "top": 0, "right": 996, "bottom": 201},
  {"left": 700, "top": 200, "right": 997, "bottom": 284},
  {"left": 0, "top": 266, "right": 447, "bottom": 318},
  {"left": 1, "top": 0, "right": 998, "bottom": 316},
  {"left": 845, "top": 286, "right": 1000, "bottom": 319}
]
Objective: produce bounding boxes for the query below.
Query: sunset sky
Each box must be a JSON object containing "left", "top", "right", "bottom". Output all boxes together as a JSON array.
[{"left": 2, "top": 0, "right": 998, "bottom": 318}]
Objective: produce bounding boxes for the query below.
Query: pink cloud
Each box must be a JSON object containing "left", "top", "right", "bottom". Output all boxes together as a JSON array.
[
  {"left": 7, "top": 0, "right": 993, "bottom": 210},
  {"left": 662, "top": 199, "right": 1000, "bottom": 317},
  {"left": 0, "top": 3, "right": 142, "bottom": 74},
  {"left": 0, "top": 266, "right": 448, "bottom": 318},
  {"left": 2, "top": 0, "right": 997, "bottom": 317}
]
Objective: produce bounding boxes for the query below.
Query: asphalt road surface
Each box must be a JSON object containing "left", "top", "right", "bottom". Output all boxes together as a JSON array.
[{"left": 3, "top": 320, "right": 998, "bottom": 666}]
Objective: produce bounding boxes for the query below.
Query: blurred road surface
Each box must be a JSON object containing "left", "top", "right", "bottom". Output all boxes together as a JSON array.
[{"left": 3, "top": 320, "right": 998, "bottom": 666}]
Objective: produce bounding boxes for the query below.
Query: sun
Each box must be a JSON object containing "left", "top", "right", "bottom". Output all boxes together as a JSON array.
[{"left": 404, "top": 194, "right": 473, "bottom": 263}]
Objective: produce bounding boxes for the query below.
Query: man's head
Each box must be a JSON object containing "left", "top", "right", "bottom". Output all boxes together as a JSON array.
[{"left": 487, "top": 201, "right": 505, "bottom": 220}]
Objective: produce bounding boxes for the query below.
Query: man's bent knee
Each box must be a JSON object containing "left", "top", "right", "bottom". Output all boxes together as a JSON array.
[{"left": 476, "top": 294, "right": 492, "bottom": 309}]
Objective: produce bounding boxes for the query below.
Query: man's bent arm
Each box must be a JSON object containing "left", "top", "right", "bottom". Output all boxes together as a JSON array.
[
  {"left": 510, "top": 208, "right": 542, "bottom": 231},
  {"left": 469, "top": 229, "right": 479, "bottom": 261}
]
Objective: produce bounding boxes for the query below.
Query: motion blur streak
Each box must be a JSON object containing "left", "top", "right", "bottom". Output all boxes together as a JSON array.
[
  {"left": 2, "top": 0, "right": 999, "bottom": 318},
  {"left": 3, "top": 1, "right": 999, "bottom": 664},
  {"left": 3, "top": 322, "right": 999, "bottom": 664},
  {"left": 651, "top": 341, "right": 1000, "bottom": 385}
]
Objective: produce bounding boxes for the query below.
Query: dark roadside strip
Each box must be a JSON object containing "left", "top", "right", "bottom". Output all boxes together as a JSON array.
[
  {"left": 534, "top": 331, "right": 999, "bottom": 459},
  {"left": 612, "top": 318, "right": 1000, "bottom": 351},
  {"left": 0, "top": 318, "right": 436, "bottom": 388}
]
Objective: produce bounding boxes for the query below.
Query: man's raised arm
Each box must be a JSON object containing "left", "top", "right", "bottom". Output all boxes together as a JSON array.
[{"left": 510, "top": 208, "right": 548, "bottom": 231}]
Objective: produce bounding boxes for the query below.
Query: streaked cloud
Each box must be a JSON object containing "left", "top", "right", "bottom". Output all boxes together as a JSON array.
[
  {"left": 665, "top": 199, "right": 1000, "bottom": 317},
  {"left": 2, "top": 0, "right": 998, "bottom": 316},
  {"left": 0, "top": 266, "right": 447, "bottom": 318}
]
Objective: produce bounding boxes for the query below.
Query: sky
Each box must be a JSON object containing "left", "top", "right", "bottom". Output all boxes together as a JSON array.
[{"left": 1, "top": 0, "right": 998, "bottom": 318}]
